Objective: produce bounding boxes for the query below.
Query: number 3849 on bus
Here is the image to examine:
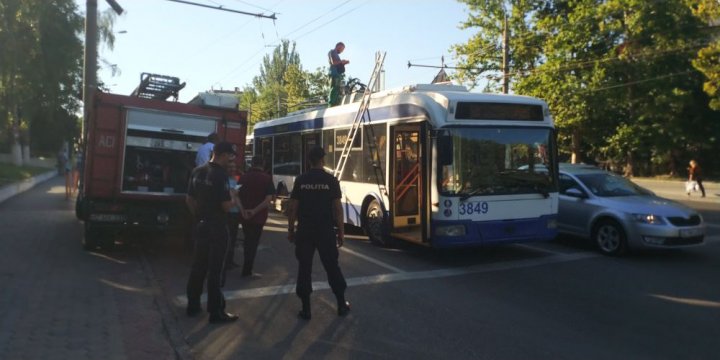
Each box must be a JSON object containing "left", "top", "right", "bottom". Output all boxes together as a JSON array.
[{"left": 458, "top": 201, "right": 489, "bottom": 215}]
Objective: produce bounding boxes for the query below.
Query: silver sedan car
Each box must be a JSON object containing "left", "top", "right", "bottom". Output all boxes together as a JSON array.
[{"left": 557, "top": 164, "right": 705, "bottom": 255}]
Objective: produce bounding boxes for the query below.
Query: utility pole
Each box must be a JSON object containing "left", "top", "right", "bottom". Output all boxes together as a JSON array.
[
  {"left": 502, "top": 14, "right": 509, "bottom": 94},
  {"left": 82, "top": 0, "right": 98, "bottom": 146}
]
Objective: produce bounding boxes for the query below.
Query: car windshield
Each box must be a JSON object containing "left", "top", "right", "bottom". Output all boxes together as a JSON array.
[
  {"left": 575, "top": 173, "right": 649, "bottom": 197},
  {"left": 439, "top": 127, "right": 556, "bottom": 197}
]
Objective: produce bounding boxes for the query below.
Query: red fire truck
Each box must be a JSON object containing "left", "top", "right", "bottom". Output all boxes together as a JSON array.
[{"left": 76, "top": 74, "right": 247, "bottom": 250}]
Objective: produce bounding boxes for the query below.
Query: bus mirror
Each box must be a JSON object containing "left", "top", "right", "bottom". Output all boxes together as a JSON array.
[{"left": 438, "top": 136, "right": 453, "bottom": 165}]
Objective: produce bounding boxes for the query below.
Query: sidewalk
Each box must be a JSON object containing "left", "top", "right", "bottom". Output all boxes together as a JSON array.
[
  {"left": 0, "top": 170, "right": 58, "bottom": 204},
  {"left": 631, "top": 178, "right": 719, "bottom": 203},
  {"left": 0, "top": 177, "right": 177, "bottom": 360}
]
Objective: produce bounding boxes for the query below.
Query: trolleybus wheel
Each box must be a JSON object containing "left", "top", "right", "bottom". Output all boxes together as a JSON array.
[{"left": 364, "top": 200, "right": 392, "bottom": 247}]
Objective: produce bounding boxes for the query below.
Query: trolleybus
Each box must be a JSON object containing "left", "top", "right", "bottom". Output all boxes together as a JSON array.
[{"left": 252, "top": 84, "right": 558, "bottom": 248}]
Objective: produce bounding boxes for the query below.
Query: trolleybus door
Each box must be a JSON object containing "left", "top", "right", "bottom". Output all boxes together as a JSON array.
[
  {"left": 389, "top": 125, "right": 423, "bottom": 242},
  {"left": 301, "top": 133, "right": 320, "bottom": 172}
]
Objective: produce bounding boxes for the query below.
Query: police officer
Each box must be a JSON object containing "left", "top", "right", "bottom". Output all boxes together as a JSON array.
[
  {"left": 287, "top": 146, "right": 350, "bottom": 320},
  {"left": 185, "top": 141, "right": 239, "bottom": 324}
]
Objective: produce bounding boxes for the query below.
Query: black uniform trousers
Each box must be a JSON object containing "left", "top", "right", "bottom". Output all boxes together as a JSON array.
[
  {"left": 294, "top": 226, "right": 347, "bottom": 299},
  {"left": 241, "top": 223, "right": 264, "bottom": 275},
  {"left": 186, "top": 219, "right": 230, "bottom": 315},
  {"left": 226, "top": 213, "right": 240, "bottom": 265}
]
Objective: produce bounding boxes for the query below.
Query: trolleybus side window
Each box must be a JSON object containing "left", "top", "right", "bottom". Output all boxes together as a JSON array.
[{"left": 273, "top": 134, "right": 302, "bottom": 175}]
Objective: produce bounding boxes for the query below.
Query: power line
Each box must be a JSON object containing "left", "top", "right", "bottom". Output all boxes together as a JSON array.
[
  {"left": 292, "top": 1, "right": 369, "bottom": 41},
  {"left": 283, "top": 0, "right": 352, "bottom": 38},
  {"left": 215, "top": 0, "right": 366, "bottom": 86},
  {"left": 580, "top": 71, "right": 695, "bottom": 93}
]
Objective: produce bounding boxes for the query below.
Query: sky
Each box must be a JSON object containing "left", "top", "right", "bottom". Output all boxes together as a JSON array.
[{"left": 79, "top": 0, "right": 474, "bottom": 103}]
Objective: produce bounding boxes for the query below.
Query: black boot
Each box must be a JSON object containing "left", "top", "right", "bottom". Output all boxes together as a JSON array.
[
  {"left": 298, "top": 297, "right": 311, "bottom": 320},
  {"left": 337, "top": 295, "right": 351, "bottom": 316}
]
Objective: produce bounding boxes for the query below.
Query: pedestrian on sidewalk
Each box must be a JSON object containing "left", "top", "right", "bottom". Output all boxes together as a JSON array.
[
  {"left": 688, "top": 159, "right": 706, "bottom": 198},
  {"left": 327, "top": 42, "right": 349, "bottom": 107},
  {"left": 237, "top": 155, "right": 275, "bottom": 277},
  {"left": 287, "top": 147, "right": 350, "bottom": 320},
  {"left": 185, "top": 141, "right": 239, "bottom": 324},
  {"left": 64, "top": 150, "right": 73, "bottom": 199}
]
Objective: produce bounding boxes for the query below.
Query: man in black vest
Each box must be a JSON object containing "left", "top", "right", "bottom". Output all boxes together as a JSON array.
[
  {"left": 185, "top": 141, "right": 239, "bottom": 324},
  {"left": 287, "top": 146, "right": 350, "bottom": 320}
]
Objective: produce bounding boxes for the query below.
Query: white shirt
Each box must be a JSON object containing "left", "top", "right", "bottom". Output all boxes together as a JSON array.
[{"left": 195, "top": 142, "right": 214, "bottom": 167}]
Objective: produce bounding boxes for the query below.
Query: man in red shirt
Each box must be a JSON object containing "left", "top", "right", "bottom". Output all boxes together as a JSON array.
[{"left": 237, "top": 155, "right": 275, "bottom": 277}]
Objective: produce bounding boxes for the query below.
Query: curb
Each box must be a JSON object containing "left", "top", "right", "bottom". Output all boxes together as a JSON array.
[
  {"left": 0, "top": 170, "right": 58, "bottom": 204},
  {"left": 139, "top": 251, "right": 195, "bottom": 360}
]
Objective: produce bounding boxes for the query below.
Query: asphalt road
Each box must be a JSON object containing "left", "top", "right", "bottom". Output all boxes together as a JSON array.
[
  {"left": 145, "top": 180, "right": 720, "bottom": 360},
  {"left": 1, "top": 176, "right": 718, "bottom": 360}
]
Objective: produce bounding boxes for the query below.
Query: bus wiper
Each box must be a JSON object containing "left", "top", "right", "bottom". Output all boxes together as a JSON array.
[
  {"left": 460, "top": 187, "right": 486, "bottom": 201},
  {"left": 519, "top": 181, "right": 549, "bottom": 198},
  {"left": 532, "top": 184, "right": 550, "bottom": 198},
  {"left": 503, "top": 174, "right": 550, "bottom": 198}
]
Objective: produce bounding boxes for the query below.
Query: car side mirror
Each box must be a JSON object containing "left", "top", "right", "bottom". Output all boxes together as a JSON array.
[{"left": 565, "top": 188, "right": 587, "bottom": 198}]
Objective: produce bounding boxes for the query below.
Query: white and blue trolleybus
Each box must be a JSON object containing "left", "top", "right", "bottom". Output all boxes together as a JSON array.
[{"left": 252, "top": 84, "right": 558, "bottom": 248}]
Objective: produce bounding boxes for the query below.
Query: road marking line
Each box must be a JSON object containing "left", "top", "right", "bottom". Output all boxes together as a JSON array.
[
  {"left": 340, "top": 246, "right": 406, "bottom": 273},
  {"left": 173, "top": 251, "right": 598, "bottom": 306},
  {"left": 262, "top": 226, "right": 404, "bottom": 272},
  {"left": 513, "top": 243, "right": 565, "bottom": 255}
]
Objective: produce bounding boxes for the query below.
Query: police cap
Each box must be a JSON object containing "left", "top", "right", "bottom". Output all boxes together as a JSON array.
[
  {"left": 213, "top": 141, "right": 237, "bottom": 155},
  {"left": 308, "top": 146, "right": 326, "bottom": 163}
]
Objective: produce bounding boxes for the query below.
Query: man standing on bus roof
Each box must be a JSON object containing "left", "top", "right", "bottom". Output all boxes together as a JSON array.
[
  {"left": 185, "top": 141, "right": 239, "bottom": 324},
  {"left": 328, "top": 42, "right": 350, "bottom": 107},
  {"left": 195, "top": 132, "right": 218, "bottom": 167},
  {"left": 287, "top": 146, "right": 350, "bottom": 320}
]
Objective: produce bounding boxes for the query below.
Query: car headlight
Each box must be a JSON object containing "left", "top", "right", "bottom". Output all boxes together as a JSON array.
[{"left": 631, "top": 213, "right": 665, "bottom": 225}]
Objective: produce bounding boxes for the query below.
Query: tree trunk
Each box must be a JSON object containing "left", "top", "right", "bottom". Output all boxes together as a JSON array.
[
  {"left": 570, "top": 128, "right": 582, "bottom": 164},
  {"left": 624, "top": 151, "right": 634, "bottom": 177},
  {"left": 10, "top": 110, "right": 22, "bottom": 166}
]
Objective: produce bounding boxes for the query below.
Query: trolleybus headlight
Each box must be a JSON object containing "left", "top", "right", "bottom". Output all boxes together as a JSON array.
[
  {"left": 435, "top": 225, "right": 466, "bottom": 236},
  {"left": 547, "top": 218, "right": 557, "bottom": 229},
  {"left": 157, "top": 212, "right": 170, "bottom": 224}
]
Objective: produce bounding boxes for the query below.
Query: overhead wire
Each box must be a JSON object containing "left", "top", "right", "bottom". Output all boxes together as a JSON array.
[
  {"left": 216, "top": 0, "right": 364, "bottom": 86},
  {"left": 283, "top": 0, "right": 352, "bottom": 38},
  {"left": 292, "top": 1, "right": 369, "bottom": 41}
]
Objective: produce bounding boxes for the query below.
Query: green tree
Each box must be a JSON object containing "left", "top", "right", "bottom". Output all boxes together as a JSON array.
[
  {"left": 284, "top": 63, "right": 310, "bottom": 113},
  {"left": 451, "top": 0, "right": 543, "bottom": 91},
  {"left": 688, "top": 0, "right": 720, "bottom": 110},
  {"left": 0, "top": 1, "right": 118, "bottom": 158},
  {"left": 243, "top": 39, "right": 301, "bottom": 121},
  {"left": 454, "top": 0, "right": 720, "bottom": 176}
]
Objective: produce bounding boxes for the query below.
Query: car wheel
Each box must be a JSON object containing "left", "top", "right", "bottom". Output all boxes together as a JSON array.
[
  {"left": 593, "top": 219, "right": 627, "bottom": 256},
  {"left": 364, "top": 200, "right": 393, "bottom": 247},
  {"left": 83, "top": 222, "right": 99, "bottom": 251}
]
